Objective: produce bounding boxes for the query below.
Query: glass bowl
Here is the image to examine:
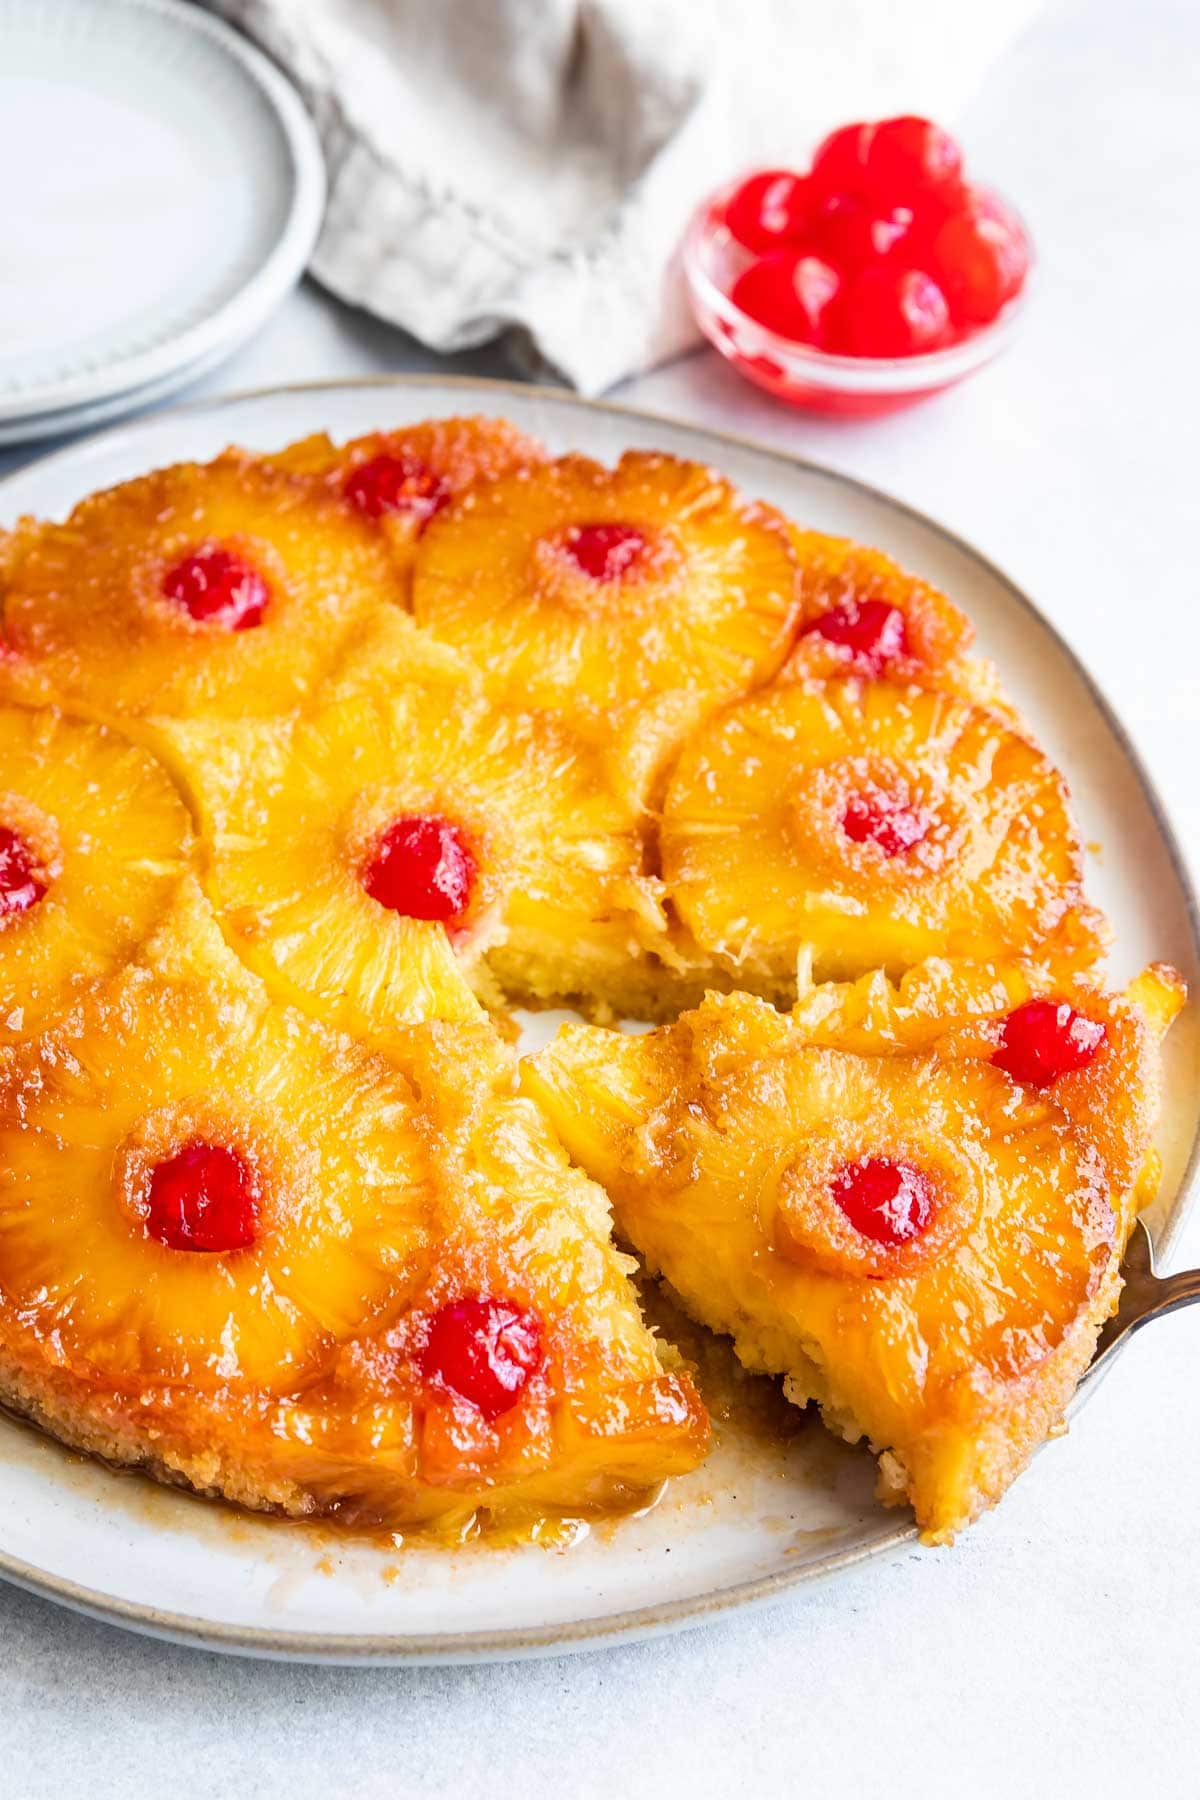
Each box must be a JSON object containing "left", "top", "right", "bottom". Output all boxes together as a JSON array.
[{"left": 682, "top": 179, "right": 1033, "bottom": 418}]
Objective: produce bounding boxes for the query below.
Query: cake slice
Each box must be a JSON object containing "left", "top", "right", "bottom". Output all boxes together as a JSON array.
[
  {"left": 0, "top": 887, "right": 707, "bottom": 1535},
  {"left": 522, "top": 967, "right": 1181, "bottom": 1542}
]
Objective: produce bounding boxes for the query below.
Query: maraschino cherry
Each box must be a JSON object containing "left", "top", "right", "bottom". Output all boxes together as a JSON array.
[
  {"left": 363, "top": 815, "right": 476, "bottom": 924},
  {"left": 803, "top": 599, "right": 908, "bottom": 672},
  {"left": 928, "top": 193, "right": 1030, "bottom": 326},
  {"left": 0, "top": 826, "right": 46, "bottom": 919},
  {"left": 560, "top": 523, "right": 649, "bottom": 583},
  {"left": 725, "top": 169, "right": 814, "bottom": 254},
  {"left": 841, "top": 793, "right": 929, "bottom": 856},
  {"left": 838, "top": 265, "right": 951, "bottom": 356},
  {"left": 830, "top": 1156, "right": 935, "bottom": 1246},
  {"left": 344, "top": 453, "right": 450, "bottom": 526},
  {"left": 730, "top": 252, "right": 841, "bottom": 346},
  {"left": 162, "top": 546, "right": 268, "bottom": 630},
  {"left": 808, "top": 121, "right": 875, "bottom": 196},
  {"left": 421, "top": 1295, "right": 543, "bottom": 1419},
  {"left": 811, "top": 194, "right": 913, "bottom": 270},
  {"left": 864, "top": 116, "right": 963, "bottom": 204},
  {"left": 993, "top": 1000, "right": 1107, "bottom": 1087},
  {"left": 145, "top": 1143, "right": 258, "bottom": 1253}
]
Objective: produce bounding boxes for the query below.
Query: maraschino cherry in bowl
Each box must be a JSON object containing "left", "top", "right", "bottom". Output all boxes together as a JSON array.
[{"left": 683, "top": 116, "right": 1033, "bottom": 417}]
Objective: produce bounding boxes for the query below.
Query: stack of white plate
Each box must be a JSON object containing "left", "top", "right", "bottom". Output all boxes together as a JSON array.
[{"left": 0, "top": 0, "right": 325, "bottom": 446}]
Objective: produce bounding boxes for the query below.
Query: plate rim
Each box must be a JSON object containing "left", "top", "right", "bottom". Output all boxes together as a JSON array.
[
  {"left": 0, "top": 332, "right": 263, "bottom": 449},
  {"left": 0, "top": 0, "right": 326, "bottom": 422},
  {"left": 0, "top": 1462, "right": 917, "bottom": 1662},
  {"left": 1, "top": 371, "right": 1196, "bottom": 1663}
]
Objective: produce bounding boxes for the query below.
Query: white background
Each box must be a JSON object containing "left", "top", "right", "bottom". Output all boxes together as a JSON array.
[{"left": 2, "top": 0, "right": 1198, "bottom": 1793}]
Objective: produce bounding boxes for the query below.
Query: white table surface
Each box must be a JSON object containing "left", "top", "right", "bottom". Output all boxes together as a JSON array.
[{"left": 2, "top": 0, "right": 1198, "bottom": 1794}]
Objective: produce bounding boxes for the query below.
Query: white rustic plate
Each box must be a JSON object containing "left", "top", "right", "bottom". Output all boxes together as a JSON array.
[
  {"left": 0, "top": 332, "right": 256, "bottom": 450},
  {"left": 0, "top": 0, "right": 323, "bottom": 435},
  {"left": 1, "top": 377, "right": 1197, "bottom": 1664}
]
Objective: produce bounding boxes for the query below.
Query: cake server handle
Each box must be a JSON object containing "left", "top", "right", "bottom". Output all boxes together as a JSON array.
[{"left": 1086, "top": 1217, "right": 1200, "bottom": 1381}]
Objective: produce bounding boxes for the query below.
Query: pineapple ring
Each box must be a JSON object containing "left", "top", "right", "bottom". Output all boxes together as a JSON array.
[
  {"left": 661, "top": 676, "right": 1105, "bottom": 989},
  {"left": 522, "top": 1000, "right": 1127, "bottom": 1542},
  {"left": 707, "top": 1047, "right": 1114, "bottom": 1392},
  {"left": 0, "top": 893, "right": 436, "bottom": 1392},
  {"left": 0, "top": 452, "right": 406, "bottom": 720},
  {"left": 157, "top": 612, "right": 661, "bottom": 1037},
  {"left": 780, "top": 529, "right": 1007, "bottom": 711},
  {"left": 411, "top": 450, "right": 800, "bottom": 715},
  {"left": 269, "top": 415, "right": 547, "bottom": 578},
  {"left": 772, "top": 1110, "right": 981, "bottom": 1280},
  {"left": 0, "top": 705, "right": 194, "bottom": 1044}
]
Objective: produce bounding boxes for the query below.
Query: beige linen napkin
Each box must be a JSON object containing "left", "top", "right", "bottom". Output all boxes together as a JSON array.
[{"left": 206, "top": 0, "right": 1039, "bottom": 393}]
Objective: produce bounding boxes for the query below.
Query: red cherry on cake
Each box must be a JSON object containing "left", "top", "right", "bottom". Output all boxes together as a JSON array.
[
  {"left": 145, "top": 1143, "right": 258, "bottom": 1253},
  {"left": 560, "top": 523, "right": 649, "bottom": 583},
  {"left": 363, "top": 815, "right": 476, "bottom": 924},
  {"left": 162, "top": 545, "right": 268, "bottom": 630},
  {"left": 732, "top": 252, "right": 841, "bottom": 344},
  {"left": 833, "top": 265, "right": 951, "bottom": 356},
  {"left": 725, "top": 170, "right": 814, "bottom": 254},
  {"left": 802, "top": 599, "right": 908, "bottom": 672},
  {"left": 992, "top": 1000, "right": 1107, "bottom": 1086},
  {"left": 421, "top": 1295, "right": 543, "bottom": 1420},
  {"left": 344, "top": 453, "right": 450, "bottom": 525},
  {"left": 841, "top": 793, "right": 929, "bottom": 856},
  {"left": 831, "top": 1157, "right": 935, "bottom": 1245},
  {"left": 0, "top": 825, "right": 46, "bottom": 919}
]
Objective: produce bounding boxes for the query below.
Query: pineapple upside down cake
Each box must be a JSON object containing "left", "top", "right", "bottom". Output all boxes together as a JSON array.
[{"left": 0, "top": 412, "right": 1184, "bottom": 1546}]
